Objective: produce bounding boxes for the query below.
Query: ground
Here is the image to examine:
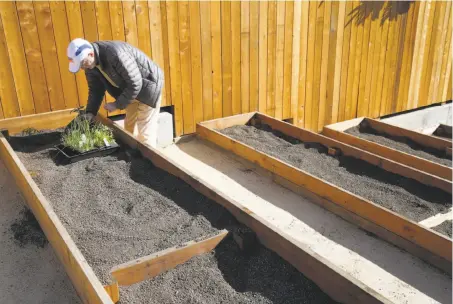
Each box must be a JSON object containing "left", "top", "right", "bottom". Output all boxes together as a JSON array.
[{"left": 0, "top": 160, "right": 80, "bottom": 304}]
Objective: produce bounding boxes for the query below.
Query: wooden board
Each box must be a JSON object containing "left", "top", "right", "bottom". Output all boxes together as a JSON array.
[
  {"left": 323, "top": 119, "right": 452, "bottom": 181},
  {"left": 198, "top": 113, "right": 452, "bottom": 274},
  {"left": 189, "top": 1, "right": 203, "bottom": 126},
  {"left": 97, "top": 115, "right": 388, "bottom": 304},
  {"left": 231, "top": 1, "right": 242, "bottom": 116},
  {"left": 0, "top": 109, "right": 77, "bottom": 135},
  {"left": 211, "top": 1, "right": 223, "bottom": 119},
  {"left": 110, "top": 230, "right": 229, "bottom": 286},
  {"left": 0, "top": 128, "right": 113, "bottom": 303}
]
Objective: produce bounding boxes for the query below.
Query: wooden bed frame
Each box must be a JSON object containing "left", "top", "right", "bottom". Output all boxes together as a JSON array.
[
  {"left": 323, "top": 117, "right": 452, "bottom": 181},
  {"left": 0, "top": 109, "right": 389, "bottom": 304},
  {"left": 196, "top": 112, "right": 452, "bottom": 274}
]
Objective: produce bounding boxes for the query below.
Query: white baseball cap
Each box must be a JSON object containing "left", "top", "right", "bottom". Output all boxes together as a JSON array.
[{"left": 67, "top": 38, "right": 94, "bottom": 73}]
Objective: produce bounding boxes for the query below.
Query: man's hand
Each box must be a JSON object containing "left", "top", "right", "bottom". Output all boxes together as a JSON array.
[{"left": 104, "top": 102, "right": 117, "bottom": 112}]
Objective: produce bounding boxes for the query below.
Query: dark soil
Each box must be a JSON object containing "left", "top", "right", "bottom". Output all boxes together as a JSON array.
[
  {"left": 345, "top": 125, "right": 452, "bottom": 167},
  {"left": 11, "top": 132, "right": 336, "bottom": 303},
  {"left": 120, "top": 237, "right": 336, "bottom": 304},
  {"left": 220, "top": 123, "right": 452, "bottom": 225},
  {"left": 9, "top": 207, "right": 48, "bottom": 248},
  {"left": 432, "top": 220, "right": 452, "bottom": 238}
]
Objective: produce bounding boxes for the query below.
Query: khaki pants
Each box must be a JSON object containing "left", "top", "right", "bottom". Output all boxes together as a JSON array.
[{"left": 124, "top": 96, "right": 161, "bottom": 148}]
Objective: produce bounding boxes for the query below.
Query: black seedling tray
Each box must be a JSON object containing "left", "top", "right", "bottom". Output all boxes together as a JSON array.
[{"left": 54, "top": 142, "right": 119, "bottom": 165}]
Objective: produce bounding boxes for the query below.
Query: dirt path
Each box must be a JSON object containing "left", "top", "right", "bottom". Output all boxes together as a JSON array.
[
  {"left": 11, "top": 132, "right": 336, "bottom": 303},
  {"left": 345, "top": 125, "right": 452, "bottom": 167},
  {"left": 220, "top": 124, "right": 451, "bottom": 226},
  {"left": 0, "top": 161, "right": 81, "bottom": 304}
]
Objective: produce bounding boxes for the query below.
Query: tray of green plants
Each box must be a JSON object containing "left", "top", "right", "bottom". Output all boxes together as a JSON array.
[{"left": 55, "top": 117, "right": 119, "bottom": 165}]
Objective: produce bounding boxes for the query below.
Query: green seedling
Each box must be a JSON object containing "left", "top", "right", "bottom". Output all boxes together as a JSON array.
[{"left": 61, "top": 117, "right": 116, "bottom": 153}]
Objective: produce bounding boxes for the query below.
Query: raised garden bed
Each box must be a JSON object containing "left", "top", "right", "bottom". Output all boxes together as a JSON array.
[
  {"left": 197, "top": 112, "right": 452, "bottom": 274},
  {"left": 323, "top": 118, "right": 452, "bottom": 181},
  {"left": 432, "top": 124, "right": 452, "bottom": 141},
  {"left": 8, "top": 129, "right": 337, "bottom": 303}
]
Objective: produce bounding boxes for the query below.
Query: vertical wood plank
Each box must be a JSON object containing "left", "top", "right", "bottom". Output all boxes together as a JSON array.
[
  {"left": 65, "top": 1, "right": 89, "bottom": 107},
  {"left": 159, "top": 1, "right": 172, "bottom": 107},
  {"left": 166, "top": 1, "right": 183, "bottom": 136},
  {"left": 0, "top": 15, "right": 20, "bottom": 117},
  {"left": 344, "top": 1, "right": 359, "bottom": 120},
  {"left": 356, "top": 4, "right": 372, "bottom": 118},
  {"left": 249, "top": 1, "right": 259, "bottom": 112},
  {"left": 337, "top": 1, "right": 352, "bottom": 122},
  {"left": 200, "top": 1, "right": 213, "bottom": 121},
  {"left": 80, "top": 1, "right": 99, "bottom": 42},
  {"left": 148, "top": 1, "right": 168, "bottom": 106},
  {"left": 348, "top": 2, "right": 364, "bottom": 120},
  {"left": 221, "top": 1, "right": 232, "bottom": 117},
  {"left": 34, "top": 1, "right": 65, "bottom": 112},
  {"left": 135, "top": 1, "right": 152, "bottom": 58},
  {"left": 417, "top": 2, "right": 437, "bottom": 107},
  {"left": 438, "top": 12, "right": 452, "bottom": 102},
  {"left": 258, "top": 1, "right": 268, "bottom": 113},
  {"left": 391, "top": 10, "right": 408, "bottom": 113},
  {"left": 317, "top": 1, "right": 331, "bottom": 131},
  {"left": 397, "top": 2, "right": 417, "bottom": 112},
  {"left": 304, "top": 2, "right": 317, "bottom": 129},
  {"left": 232, "top": 1, "right": 241, "bottom": 115},
  {"left": 178, "top": 1, "right": 193, "bottom": 134},
  {"left": 428, "top": 3, "right": 450, "bottom": 104},
  {"left": 372, "top": 7, "right": 390, "bottom": 118},
  {"left": 330, "top": 1, "right": 346, "bottom": 123},
  {"left": 16, "top": 1, "right": 51, "bottom": 113},
  {"left": 122, "top": 1, "right": 139, "bottom": 48},
  {"left": 211, "top": 1, "right": 222, "bottom": 119},
  {"left": 290, "top": 1, "right": 302, "bottom": 124},
  {"left": 297, "top": 2, "right": 310, "bottom": 127},
  {"left": 0, "top": 1, "right": 35, "bottom": 115},
  {"left": 189, "top": 1, "right": 203, "bottom": 125},
  {"left": 266, "top": 1, "right": 277, "bottom": 117},
  {"left": 310, "top": 1, "right": 324, "bottom": 130},
  {"left": 241, "top": 0, "right": 250, "bottom": 114},
  {"left": 282, "top": 1, "right": 293, "bottom": 120},
  {"left": 324, "top": 1, "right": 339, "bottom": 125},
  {"left": 441, "top": 40, "right": 452, "bottom": 101},
  {"left": 109, "top": 1, "right": 126, "bottom": 41},
  {"left": 407, "top": 1, "right": 430, "bottom": 110},
  {"left": 274, "top": 1, "right": 285, "bottom": 120}
]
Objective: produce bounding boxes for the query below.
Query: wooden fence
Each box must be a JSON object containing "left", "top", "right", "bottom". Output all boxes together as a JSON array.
[{"left": 0, "top": 1, "right": 451, "bottom": 136}]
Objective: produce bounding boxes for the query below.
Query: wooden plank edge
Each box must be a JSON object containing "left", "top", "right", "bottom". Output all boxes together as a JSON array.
[
  {"left": 97, "top": 114, "right": 389, "bottom": 304},
  {"left": 0, "top": 108, "right": 77, "bottom": 135},
  {"left": 198, "top": 111, "right": 257, "bottom": 130},
  {"left": 104, "top": 282, "right": 119, "bottom": 303},
  {"left": 256, "top": 113, "right": 452, "bottom": 194},
  {"left": 0, "top": 134, "right": 113, "bottom": 304},
  {"left": 322, "top": 126, "right": 453, "bottom": 181},
  {"left": 110, "top": 230, "right": 229, "bottom": 286},
  {"left": 195, "top": 123, "right": 452, "bottom": 272},
  {"left": 367, "top": 118, "right": 452, "bottom": 150}
]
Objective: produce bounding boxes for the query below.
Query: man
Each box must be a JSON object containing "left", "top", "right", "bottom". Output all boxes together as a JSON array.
[{"left": 66, "top": 38, "right": 164, "bottom": 148}]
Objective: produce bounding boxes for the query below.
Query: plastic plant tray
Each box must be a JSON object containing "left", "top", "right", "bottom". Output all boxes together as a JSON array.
[{"left": 54, "top": 142, "right": 119, "bottom": 165}]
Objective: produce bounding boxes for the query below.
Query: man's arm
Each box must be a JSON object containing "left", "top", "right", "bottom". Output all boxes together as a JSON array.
[
  {"left": 109, "top": 51, "right": 142, "bottom": 110},
  {"left": 85, "top": 69, "right": 106, "bottom": 115}
]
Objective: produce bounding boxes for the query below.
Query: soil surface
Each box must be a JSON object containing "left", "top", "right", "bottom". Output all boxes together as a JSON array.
[
  {"left": 11, "top": 132, "right": 336, "bottom": 303},
  {"left": 345, "top": 125, "right": 452, "bottom": 167},
  {"left": 120, "top": 237, "right": 336, "bottom": 304},
  {"left": 10, "top": 208, "right": 48, "bottom": 248},
  {"left": 220, "top": 124, "right": 452, "bottom": 225},
  {"left": 432, "top": 220, "right": 452, "bottom": 238}
]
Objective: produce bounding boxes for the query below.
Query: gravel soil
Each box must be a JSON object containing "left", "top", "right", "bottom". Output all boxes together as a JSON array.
[
  {"left": 345, "top": 125, "right": 452, "bottom": 167},
  {"left": 10, "top": 131, "right": 336, "bottom": 303},
  {"left": 432, "top": 220, "right": 452, "bottom": 238},
  {"left": 120, "top": 237, "right": 336, "bottom": 304},
  {"left": 220, "top": 123, "right": 451, "bottom": 225}
]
